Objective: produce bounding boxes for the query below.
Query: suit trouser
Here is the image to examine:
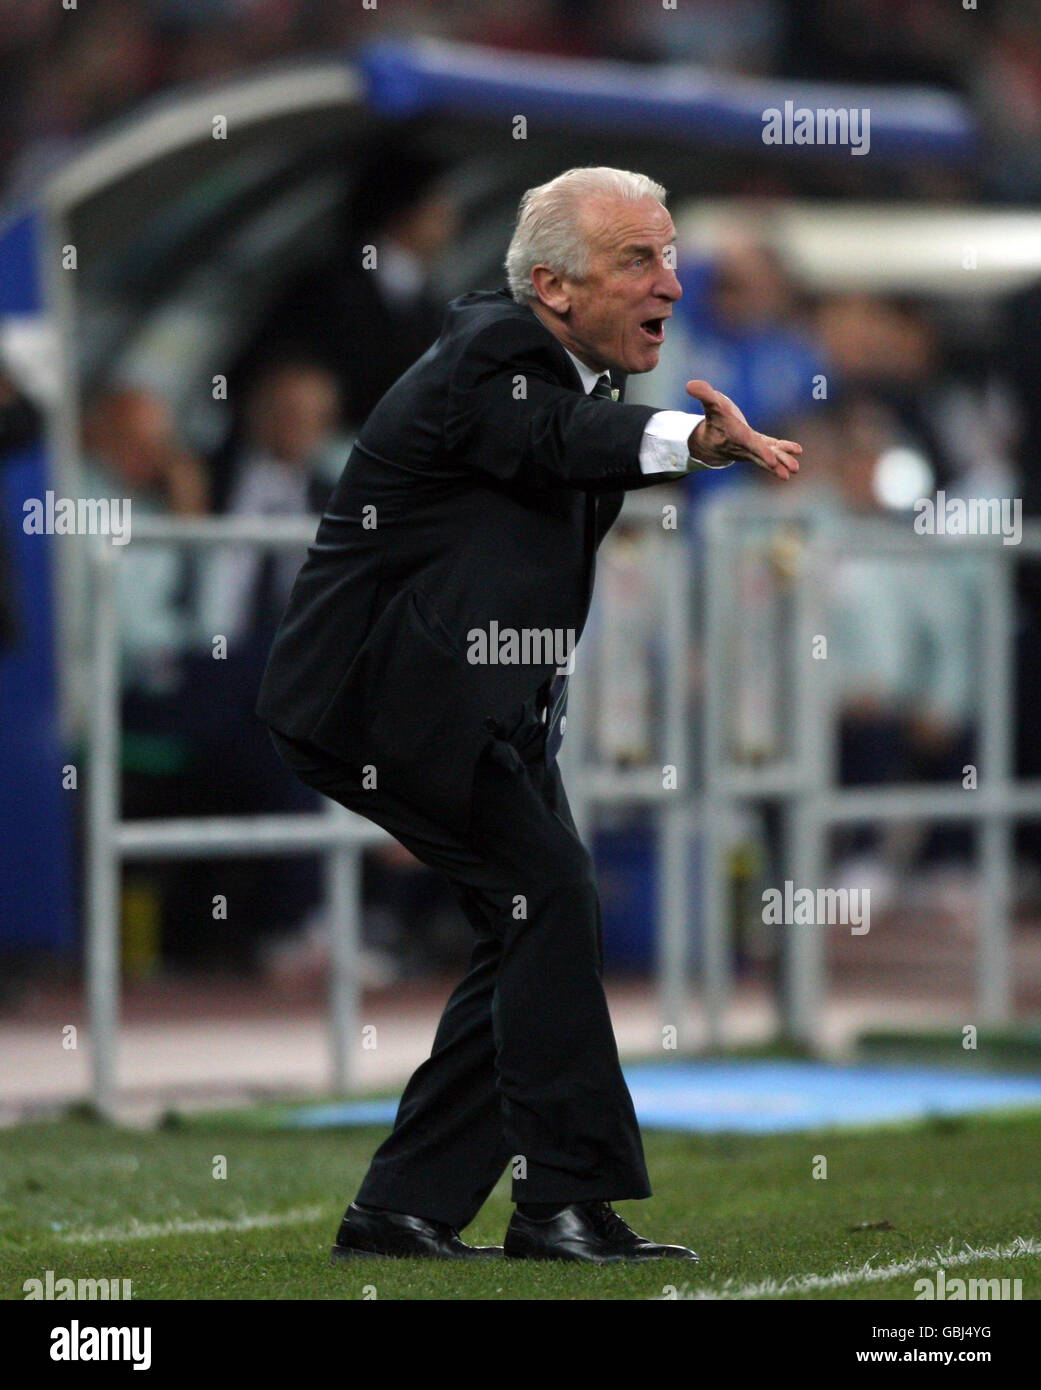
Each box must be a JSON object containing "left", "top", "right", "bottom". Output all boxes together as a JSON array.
[{"left": 268, "top": 701, "right": 651, "bottom": 1230}]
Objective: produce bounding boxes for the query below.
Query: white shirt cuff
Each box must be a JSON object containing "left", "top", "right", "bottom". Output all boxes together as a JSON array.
[{"left": 638, "top": 410, "right": 735, "bottom": 474}]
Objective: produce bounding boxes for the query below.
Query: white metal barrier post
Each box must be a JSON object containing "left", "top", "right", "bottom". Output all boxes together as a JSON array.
[
  {"left": 700, "top": 506, "right": 737, "bottom": 1048},
  {"left": 977, "top": 547, "right": 1015, "bottom": 1021},
  {"left": 699, "top": 497, "right": 1041, "bottom": 1050},
  {"left": 657, "top": 528, "right": 694, "bottom": 1048},
  {"left": 86, "top": 537, "right": 121, "bottom": 1117},
  {"left": 83, "top": 517, "right": 387, "bottom": 1116},
  {"left": 562, "top": 520, "right": 697, "bottom": 1045},
  {"left": 781, "top": 524, "right": 830, "bottom": 1046}
]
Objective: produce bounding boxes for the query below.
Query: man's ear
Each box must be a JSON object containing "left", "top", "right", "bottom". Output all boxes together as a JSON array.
[{"left": 531, "top": 265, "right": 570, "bottom": 315}]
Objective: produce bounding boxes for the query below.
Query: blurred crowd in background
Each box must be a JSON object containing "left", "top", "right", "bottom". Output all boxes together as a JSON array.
[
  {"left": 4, "top": 0, "right": 1041, "bottom": 205},
  {"left": 2, "top": 0, "right": 1040, "bottom": 986}
]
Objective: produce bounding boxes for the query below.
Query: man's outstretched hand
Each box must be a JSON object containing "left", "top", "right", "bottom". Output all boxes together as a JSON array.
[{"left": 686, "top": 379, "right": 802, "bottom": 481}]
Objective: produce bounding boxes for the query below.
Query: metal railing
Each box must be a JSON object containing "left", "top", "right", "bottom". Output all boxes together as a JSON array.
[
  {"left": 84, "top": 501, "right": 1039, "bottom": 1108},
  {"left": 84, "top": 514, "right": 696, "bottom": 1114},
  {"left": 85, "top": 517, "right": 389, "bottom": 1116},
  {"left": 699, "top": 495, "right": 1041, "bottom": 1047}
]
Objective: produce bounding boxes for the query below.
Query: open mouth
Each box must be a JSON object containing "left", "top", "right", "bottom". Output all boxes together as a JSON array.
[{"left": 639, "top": 318, "right": 666, "bottom": 343}]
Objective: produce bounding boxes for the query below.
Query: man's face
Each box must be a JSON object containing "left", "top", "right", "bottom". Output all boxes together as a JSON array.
[
  {"left": 536, "top": 195, "right": 682, "bottom": 376},
  {"left": 249, "top": 370, "right": 339, "bottom": 468},
  {"left": 86, "top": 392, "right": 177, "bottom": 492}
]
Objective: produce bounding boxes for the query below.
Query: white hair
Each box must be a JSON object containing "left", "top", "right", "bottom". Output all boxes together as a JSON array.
[{"left": 504, "top": 166, "right": 667, "bottom": 303}]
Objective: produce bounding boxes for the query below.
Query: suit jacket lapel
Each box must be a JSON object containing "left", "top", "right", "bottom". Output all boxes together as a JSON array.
[{"left": 512, "top": 300, "right": 619, "bottom": 600}]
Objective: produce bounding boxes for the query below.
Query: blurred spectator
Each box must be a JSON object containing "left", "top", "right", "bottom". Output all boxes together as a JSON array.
[
  {"left": 818, "top": 296, "right": 947, "bottom": 471},
  {"left": 818, "top": 293, "right": 1019, "bottom": 501},
  {"left": 465, "top": 0, "right": 606, "bottom": 59},
  {"left": 684, "top": 232, "right": 827, "bottom": 429},
  {"left": 0, "top": 369, "right": 42, "bottom": 459},
  {"left": 610, "top": 0, "right": 785, "bottom": 68},
  {"left": 592, "top": 503, "right": 671, "bottom": 768},
  {"left": 627, "top": 226, "right": 828, "bottom": 518},
  {"left": 237, "top": 142, "right": 459, "bottom": 430},
  {"left": 594, "top": 518, "right": 662, "bottom": 768},
  {"left": 1004, "top": 277, "right": 1041, "bottom": 520},
  {"left": 197, "top": 357, "right": 465, "bottom": 983},
  {"left": 198, "top": 358, "right": 339, "bottom": 647},
  {"left": 783, "top": 0, "right": 972, "bottom": 89},
  {"left": 77, "top": 388, "right": 220, "bottom": 971},
  {"left": 1003, "top": 274, "right": 1041, "bottom": 874},
  {"left": 81, "top": 387, "right": 208, "bottom": 696},
  {"left": 632, "top": 228, "right": 827, "bottom": 427},
  {"left": 0, "top": 370, "right": 43, "bottom": 653},
  {"left": 2, "top": 0, "right": 158, "bottom": 202},
  {"left": 973, "top": 2, "right": 1041, "bottom": 201},
  {"left": 0, "top": 0, "right": 1032, "bottom": 211},
  {"left": 3, "top": 0, "right": 1038, "bottom": 986},
  {"left": 176, "top": 360, "right": 344, "bottom": 972},
  {"left": 799, "top": 397, "right": 983, "bottom": 905}
]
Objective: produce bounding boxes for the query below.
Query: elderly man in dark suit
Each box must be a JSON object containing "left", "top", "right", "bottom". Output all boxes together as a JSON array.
[{"left": 258, "top": 167, "right": 801, "bottom": 1265}]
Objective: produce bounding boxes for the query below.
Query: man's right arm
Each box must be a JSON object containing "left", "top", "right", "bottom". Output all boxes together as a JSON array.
[
  {"left": 444, "top": 321, "right": 801, "bottom": 488},
  {"left": 683, "top": 380, "right": 802, "bottom": 481},
  {"left": 640, "top": 411, "right": 735, "bottom": 475},
  {"left": 444, "top": 320, "right": 666, "bottom": 493}
]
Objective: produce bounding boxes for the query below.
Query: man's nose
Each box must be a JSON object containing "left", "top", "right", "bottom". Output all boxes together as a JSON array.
[{"left": 654, "top": 265, "right": 682, "bottom": 301}]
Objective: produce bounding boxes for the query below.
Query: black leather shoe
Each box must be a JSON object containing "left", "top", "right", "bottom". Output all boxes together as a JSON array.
[
  {"left": 329, "top": 1203, "right": 503, "bottom": 1261},
  {"left": 504, "top": 1200, "right": 699, "bottom": 1265}
]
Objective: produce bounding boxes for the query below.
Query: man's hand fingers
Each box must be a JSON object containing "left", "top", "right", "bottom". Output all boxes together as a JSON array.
[
  {"left": 764, "top": 446, "right": 800, "bottom": 479},
  {"left": 748, "top": 432, "right": 800, "bottom": 476},
  {"left": 687, "top": 377, "right": 804, "bottom": 479},
  {"left": 765, "top": 436, "right": 801, "bottom": 469},
  {"left": 747, "top": 434, "right": 800, "bottom": 479},
  {"left": 685, "top": 378, "right": 720, "bottom": 410}
]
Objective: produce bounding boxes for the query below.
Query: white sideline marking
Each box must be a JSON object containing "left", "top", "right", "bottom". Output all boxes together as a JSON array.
[
  {"left": 56, "top": 1205, "right": 326, "bottom": 1244},
  {"left": 675, "top": 1235, "right": 1041, "bottom": 1300}
]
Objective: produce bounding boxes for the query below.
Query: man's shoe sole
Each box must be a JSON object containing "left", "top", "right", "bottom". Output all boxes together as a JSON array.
[
  {"left": 504, "top": 1240, "right": 699, "bottom": 1265},
  {"left": 503, "top": 1245, "right": 697, "bottom": 1267},
  {"left": 330, "top": 1243, "right": 502, "bottom": 1263}
]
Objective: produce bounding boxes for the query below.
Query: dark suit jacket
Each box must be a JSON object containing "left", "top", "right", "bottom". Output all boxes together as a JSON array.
[{"left": 256, "top": 287, "right": 683, "bottom": 834}]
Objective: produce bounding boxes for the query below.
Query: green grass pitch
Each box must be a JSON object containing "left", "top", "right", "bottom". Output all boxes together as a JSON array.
[{"left": 2, "top": 1108, "right": 1039, "bottom": 1300}]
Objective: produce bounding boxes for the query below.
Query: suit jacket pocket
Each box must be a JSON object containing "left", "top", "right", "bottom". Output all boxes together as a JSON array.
[{"left": 309, "top": 586, "right": 487, "bottom": 832}]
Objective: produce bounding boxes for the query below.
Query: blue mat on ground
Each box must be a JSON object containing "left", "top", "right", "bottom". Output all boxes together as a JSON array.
[{"left": 282, "top": 1060, "right": 1041, "bottom": 1134}]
